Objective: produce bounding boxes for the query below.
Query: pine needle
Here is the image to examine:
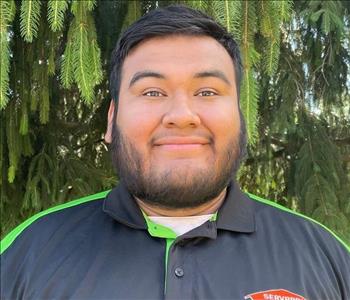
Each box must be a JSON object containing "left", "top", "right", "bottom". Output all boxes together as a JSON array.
[
  {"left": 0, "top": 29, "right": 10, "bottom": 109},
  {"left": 278, "top": 0, "right": 293, "bottom": 22},
  {"left": 87, "top": 15, "right": 103, "bottom": 85},
  {"left": 19, "top": 102, "right": 29, "bottom": 135},
  {"left": 20, "top": 0, "right": 42, "bottom": 42},
  {"left": 0, "top": 0, "right": 16, "bottom": 109},
  {"left": 241, "top": 71, "right": 259, "bottom": 145},
  {"left": 60, "top": 26, "right": 75, "bottom": 88},
  {"left": 72, "top": 19, "right": 94, "bottom": 103},
  {"left": 240, "top": 1, "right": 260, "bottom": 145},
  {"left": 6, "top": 102, "right": 20, "bottom": 183},
  {"left": 47, "top": 0, "right": 69, "bottom": 32},
  {"left": 259, "top": 1, "right": 281, "bottom": 76},
  {"left": 212, "top": 0, "right": 241, "bottom": 39}
]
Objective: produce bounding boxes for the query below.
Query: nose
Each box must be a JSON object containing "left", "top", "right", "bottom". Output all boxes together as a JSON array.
[{"left": 162, "top": 94, "right": 201, "bottom": 128}]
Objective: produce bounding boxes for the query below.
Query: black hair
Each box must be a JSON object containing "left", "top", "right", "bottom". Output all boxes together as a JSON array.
[{"left": 109, "top": 4, "right": 243, "bottom": 107}]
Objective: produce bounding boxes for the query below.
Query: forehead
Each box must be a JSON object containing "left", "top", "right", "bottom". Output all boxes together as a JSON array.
[{"left": 121, "top": 35, "right": 236, "bottom": 85}]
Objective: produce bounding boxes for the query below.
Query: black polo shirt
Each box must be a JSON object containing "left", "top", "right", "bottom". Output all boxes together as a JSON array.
[{"left": 1, "top": 180, "right": 349, "bottom": 299}]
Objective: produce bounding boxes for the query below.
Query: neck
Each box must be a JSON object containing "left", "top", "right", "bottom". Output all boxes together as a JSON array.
[{"left": 135, "top": 188, "right": 227, "bottom": 217}]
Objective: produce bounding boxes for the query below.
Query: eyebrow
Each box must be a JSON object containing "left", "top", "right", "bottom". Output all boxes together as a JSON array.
[{"left": 128, "top": 69, "right": 231, "bottom": 88}]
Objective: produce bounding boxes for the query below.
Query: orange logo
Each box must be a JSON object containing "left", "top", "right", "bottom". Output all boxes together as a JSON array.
[{"left": 244, "top": 289, "right": 306, "bottom": 300}]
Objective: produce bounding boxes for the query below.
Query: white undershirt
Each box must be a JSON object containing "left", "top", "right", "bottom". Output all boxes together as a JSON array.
[{"left": 148, "top": 214, "right": 214, "bottom": 236}]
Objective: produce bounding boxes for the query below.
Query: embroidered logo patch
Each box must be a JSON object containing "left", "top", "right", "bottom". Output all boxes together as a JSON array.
[{"left": 244, "top": 289, "right": 306, "bottom": 300}]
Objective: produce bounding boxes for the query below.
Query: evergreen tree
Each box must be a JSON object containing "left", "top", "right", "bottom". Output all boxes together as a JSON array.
[{"left": 1, "top": 0, "right": 349, "bottom": 243}]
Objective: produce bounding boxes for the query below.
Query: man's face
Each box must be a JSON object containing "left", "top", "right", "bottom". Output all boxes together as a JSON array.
[{"left": 106, "top": 35, "right": 245, "bottom": 209}]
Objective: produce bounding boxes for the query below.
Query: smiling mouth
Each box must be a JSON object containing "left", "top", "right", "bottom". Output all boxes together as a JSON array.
[
  {"left": 155, "top": 143, "right": 207, "bottom": 151},
  {"left": 153, "top": 136, "right": 210, "bottom": 152},
  {"left": 154, "top": 136, "right": 210, "bottom": 156}
]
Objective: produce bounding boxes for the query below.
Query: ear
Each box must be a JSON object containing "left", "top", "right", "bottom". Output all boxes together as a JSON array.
[{"left": 104, "top": 100, "right": 115, "bottom": 144}]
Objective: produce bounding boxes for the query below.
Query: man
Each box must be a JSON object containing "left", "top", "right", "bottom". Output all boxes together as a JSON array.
[{"left": 1, "top": 4, "right": 349, "bottom": 300}]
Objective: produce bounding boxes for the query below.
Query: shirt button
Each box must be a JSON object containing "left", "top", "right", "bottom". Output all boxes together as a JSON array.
[{"left": 174, "top": 267, "right": 184, "bottom": 278}]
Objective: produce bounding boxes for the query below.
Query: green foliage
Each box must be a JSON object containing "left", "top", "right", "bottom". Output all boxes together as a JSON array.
[
  {"left": 292, "top": 111, "right": 350, "bottom": 240},
  {"left": 258, "top": 1, "right": 281, "bottom": 76},
  {"left": 87, "top": 14, "right": 103, "bottom": 86},
  {"left": 0, "top": 0, "right": 16, "bottom": 109},
  {"left": 60, "top": 26, "right": 74, "bottom": 88},
  {"left": 71, "top": 11, "right": 95, "bottom": 103},
  {"left": 240, "top": 1, "right": 260, "bottom": 144},
  {"left": 278, "top": 0, "right": 293, "bottom": 22},
  {"left": 306, "top": 0, "right": 344, "bottom": 34},
  {"left": 0, "top": 0, "right": 16, "bottom": 24},
  {"left": 20, "top": 0, "right": 42, "bottom": 42},
  {"left": 241, "top": 68, "right": 260, "bottom": 144},
  {"left": 19, "top": 99, "right": 28, "bottom": 135},
  {"left": 59, "top": 0, "right": 102, "bottom": 103},
  {"left": 5, "top": 101, "right": 20, "bottom": 183},
  {"left": 212, "top": 0, "right": 242, "bottom": 42},
  {"left": 1, "top": 0, "right": 349, "bottom": 245},
  {"left": 121, "top": 0, "right": 142, "bottom": 31},
  {"left": 47, "top": 0, "right": 69, "bottom": 32}
]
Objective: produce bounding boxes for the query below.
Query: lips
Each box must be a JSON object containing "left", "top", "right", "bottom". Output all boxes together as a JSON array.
[
  {"left": 153, "top": 136, "right": 210, "bottom": 151},
  {"left": 153, "top": 136, "right": 210, "bottom": 146}
]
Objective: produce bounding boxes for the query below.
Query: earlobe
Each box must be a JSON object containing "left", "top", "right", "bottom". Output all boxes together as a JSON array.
[{"left": 104, "top": 100, "right": 115, "bottom": 144}]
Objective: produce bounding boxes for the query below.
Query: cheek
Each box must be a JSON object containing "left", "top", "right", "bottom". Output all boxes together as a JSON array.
[
  {"left": 117, "top": 101, "right": 161, "bottom": 150},
  {"left": 200, "top": 102, "right": 240, "bottom": 148}
]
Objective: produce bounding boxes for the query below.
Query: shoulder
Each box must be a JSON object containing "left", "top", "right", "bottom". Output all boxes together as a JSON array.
[
  {"left": 0, "top": 191, "right": 110, "bottom": 299},
  {"left": 246, "top": 192, "right": 350, "bottom": 254},
  {"left": 1, "top": 190, "right": 110, "bottom": 256},
  {"left": 245, "top": 192, "right": 350, "bottom": 296}
]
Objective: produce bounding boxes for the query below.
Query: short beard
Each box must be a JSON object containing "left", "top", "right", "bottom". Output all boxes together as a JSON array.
[{"left": 109, "top": 110, "right": 247, "bottom": 209}]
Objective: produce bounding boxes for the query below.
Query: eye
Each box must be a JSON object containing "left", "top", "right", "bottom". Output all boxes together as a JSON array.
[
  {"left": 142, "top": 90, "right": 165, "bottom": 97},
  {"left": 197, "top": 90, "right": 217, "bottom": 97}
]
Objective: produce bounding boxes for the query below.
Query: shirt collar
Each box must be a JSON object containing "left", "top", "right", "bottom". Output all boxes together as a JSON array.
[
  {"left": 103, "top": 180, "right": 147, "bottom": 230},
  {"left": 216, "top": 180, "right": 256, "bottom": 233},
  {"left": 102, "top": 179, "right": 255, "bottom": 233}
]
